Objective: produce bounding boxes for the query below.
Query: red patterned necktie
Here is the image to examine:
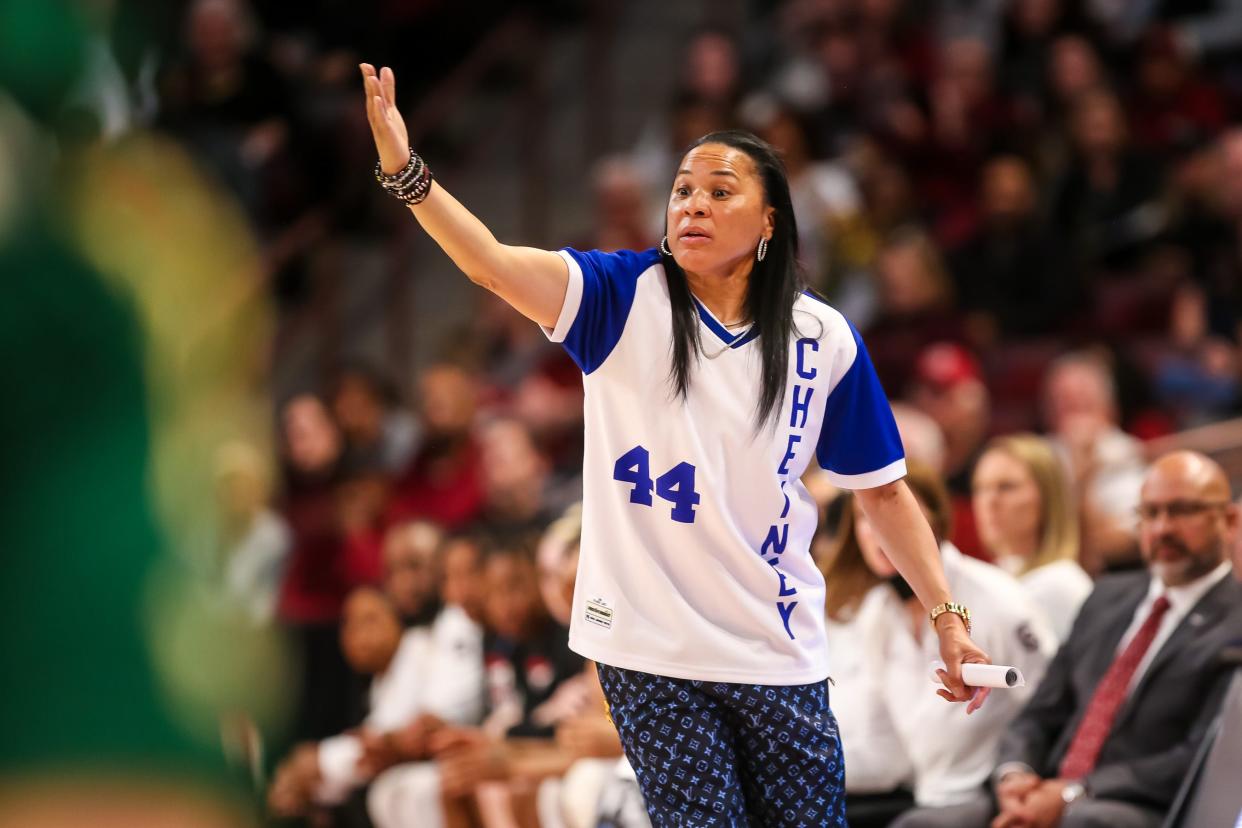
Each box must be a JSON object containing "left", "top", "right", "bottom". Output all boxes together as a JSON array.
[{"left": 1058, "top": 594, "right": 1172, "bottom": 779}]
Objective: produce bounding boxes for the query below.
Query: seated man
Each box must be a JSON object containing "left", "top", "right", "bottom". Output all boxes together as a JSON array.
[{"left": 906, "top": 450, "right": 1242, "bottom": 828}]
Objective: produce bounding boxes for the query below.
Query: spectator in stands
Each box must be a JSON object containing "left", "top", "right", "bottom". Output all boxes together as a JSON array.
[
  {"left": 864, "top": 228, "right": 967, "bottom": 392},
  {"left": 679, "top": 27, "right": 743, "bottom": 112},
  {"left": 334, "top": 456, "right": 391, "bottom": 592},
  {"left": 915, "top": 35, "right": 1014, "bottom": 246},
  {"left": 387, "top": 362, "right": 485, "bottom": 529},
  {"left": 381, "top": 520, "right": 443, "bottom": 626},
  {"left": 891, "top": 402, "right": 949, "bottom": 475},
  {"left": 158, "top": 0, "right": 330, "bottom": 303},
  {"left": 534, "top": 510, "right": 633, "bottom": 828},
  {"left": 440, "top": 531, "right": 488, "bottom": 626},
  {"left": 214, "top": 440, "right": 289, "bottom": 625},
  {"left": 1051, "top": 86, "right": 1164, "bottom": 269},
  {"left": 1128, "top": 28, "right": 1228, "bottom": 164},
  {"left": 1151, "top": 282, "right": 1241, "bottom": 428},
  {"left": 753, "top": 102, "right": 861, "bottom": 291},
  {"left": 822, "top": 463, "right": 1055, "bottom": 828},
  {"left": 369, "top": 536, "right": 585, "bottom": 828},
  {"left": 537, "top": 504, "right": 583, "bottom": 627},
  {"left": 330, "top": 364, "right": 420, "bottom": 475},
  {"left": 909, "top": 342, "right": 991, "bottom": 559},
  {"left": 803, "top": 9, "right": 872, "bottom": 157},
  {"left": 268, "top": 584, "right": 483, "bottom": 819},
  {"left": 276, "top": 392, "right": 353, "bottom": 740},
  {"left": 586, "top": 155, "right": 655, "bottom": 254},
  {"left": 910, "top": 450, "right": 1242, "bottom": 828},
  {"left": 951, "top": 154, "right": 1080, "bottom": 342},
  {"left": 996, "top": 0, "right": 1093, "bottom": 121},
  {"left": 477, "top": 417, "right": 558, "bottom": 534},
  {"left": 158, "top": 0, "right": 292, "bottom": 201},
  {"left": 816, "top": 143, "right": 916, "bottom": 327},
  {"left": 360, "top": 530, "right": 489, "bottom": 828},
  {"left": 1042, "top": 351, "right": 1146, "bottom": 572},
  {"left": 1045, "top": 34, "right": 1108, "bottom": 117},
  {"left": 972, "top": 434, "right": 1093, "bottom": 641},
  {"left": 1036, "top": 33, "right": 1110, "bottom": 175},
  {"left": 1174, "top": 128, "right": 1242, "bottom": 343}
]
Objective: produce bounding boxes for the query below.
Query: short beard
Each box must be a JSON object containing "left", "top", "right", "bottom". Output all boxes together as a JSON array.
[{"left": 1150, "top": 541, "right": 1223, "bottom": 586}]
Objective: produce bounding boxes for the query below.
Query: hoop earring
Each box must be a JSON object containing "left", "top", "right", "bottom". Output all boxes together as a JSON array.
[
  {"left": 757, "top": 237, "right": 768, "bottom": 262},
  {"left": 659, "top": 236, "right": 671, "bottom": 256}
]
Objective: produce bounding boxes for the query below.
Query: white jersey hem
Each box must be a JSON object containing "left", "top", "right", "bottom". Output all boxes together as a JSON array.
[
  {"left": 821, "top": 457, "right": 907, "bottom": 490},
  {"left": 570, "top": 636, "right": 831, "bottom": 687}
]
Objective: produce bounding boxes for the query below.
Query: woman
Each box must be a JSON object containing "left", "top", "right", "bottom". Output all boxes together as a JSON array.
[
  {"left": 971, "top": 433, "right": 1093, "bottom": 641},
  {"left": 821, "top": 464, "right": 1055, "bottom": 827},
  {"left": 359, "top": 63, "right": 989, "bottom": 825}
]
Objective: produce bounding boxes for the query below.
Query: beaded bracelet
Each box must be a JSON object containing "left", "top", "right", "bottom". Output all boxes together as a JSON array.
[{"left": 375, "top": 147, "right": 434, "bottom": 205}]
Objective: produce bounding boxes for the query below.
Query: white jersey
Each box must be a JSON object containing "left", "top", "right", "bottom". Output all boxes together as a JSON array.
[{"left": 543, "top": 248, "right": 905, "bottom": 684}]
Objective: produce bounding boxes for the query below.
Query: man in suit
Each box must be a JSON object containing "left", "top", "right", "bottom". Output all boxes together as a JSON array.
[{"left": 900, "top": 450, "right": 1242, "bottom": 828}]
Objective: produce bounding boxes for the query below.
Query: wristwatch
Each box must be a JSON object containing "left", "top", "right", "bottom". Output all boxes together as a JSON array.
[
  {"left": 1061, "top": 781, "right": 1087, "bottom": 805},
  {"left": 929, "top": 602, "right": 972, "bottom": 634}
]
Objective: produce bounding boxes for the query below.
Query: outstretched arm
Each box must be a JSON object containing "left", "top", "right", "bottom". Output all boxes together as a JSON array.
[
  {"left": 360, "top": 63, "right": 568, "bottom": 328},
  {"left": 855, "top": 479, "right": 992, "bottom": 709}
]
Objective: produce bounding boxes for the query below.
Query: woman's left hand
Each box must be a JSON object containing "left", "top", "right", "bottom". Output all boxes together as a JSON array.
[{"left": 933, "top": 615, "right": 992, "bottom": 714}]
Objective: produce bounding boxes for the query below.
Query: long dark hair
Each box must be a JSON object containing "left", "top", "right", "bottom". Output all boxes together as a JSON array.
[{"left": 660, "top": 130, "right": 806, "bottom": 428}]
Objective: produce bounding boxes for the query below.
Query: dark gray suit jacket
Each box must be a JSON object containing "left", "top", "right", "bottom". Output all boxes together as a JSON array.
[{"left": 997, "top": 569, "right": 1242, "bottom": 811}]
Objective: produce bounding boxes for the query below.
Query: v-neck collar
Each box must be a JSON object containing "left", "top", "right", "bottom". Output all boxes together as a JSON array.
[{"left": 691, "top": 294, "right": 760, "bottom": 349}]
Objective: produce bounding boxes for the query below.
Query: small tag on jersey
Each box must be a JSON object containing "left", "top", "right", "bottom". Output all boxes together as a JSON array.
[{"left": 585, "top": 598, "right": 614, "bottom": 629}]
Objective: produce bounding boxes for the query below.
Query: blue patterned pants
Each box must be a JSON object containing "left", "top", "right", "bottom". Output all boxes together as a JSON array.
[{"left": 597, "top": 664, "right": 848, "bottom": 827}]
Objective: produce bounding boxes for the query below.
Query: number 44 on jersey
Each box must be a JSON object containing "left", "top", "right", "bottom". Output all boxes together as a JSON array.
[{"left": 612, "top": 445, "right": 701, "bottom": 524}]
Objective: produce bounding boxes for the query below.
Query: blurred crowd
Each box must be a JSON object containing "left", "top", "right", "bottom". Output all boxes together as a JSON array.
[{"left": 8, "top": 0, "right": 1242, "bottom": 826}]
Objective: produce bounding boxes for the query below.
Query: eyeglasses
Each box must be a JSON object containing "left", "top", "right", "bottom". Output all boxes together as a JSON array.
[{"left": 1135, "top": 500, "right": 1232, "bottom": 522}]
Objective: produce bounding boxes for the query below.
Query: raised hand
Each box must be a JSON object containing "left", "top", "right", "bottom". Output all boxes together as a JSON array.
[{"left": 360, "top": 63, "right": 410, "bottom": 175}]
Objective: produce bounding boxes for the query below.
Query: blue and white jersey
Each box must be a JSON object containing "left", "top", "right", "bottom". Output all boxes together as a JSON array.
[{"left": 543, "top": 248, "right": 905, "bottom": 684}]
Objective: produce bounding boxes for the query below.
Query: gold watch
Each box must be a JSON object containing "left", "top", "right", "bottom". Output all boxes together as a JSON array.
[{"left": 929, "top": 602, "right": 972, "bottom": 634}]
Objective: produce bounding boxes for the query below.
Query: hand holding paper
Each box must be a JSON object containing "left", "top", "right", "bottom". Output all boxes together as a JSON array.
[{"left": 931, "top": 661, "right": 1026, "bottom": 689}]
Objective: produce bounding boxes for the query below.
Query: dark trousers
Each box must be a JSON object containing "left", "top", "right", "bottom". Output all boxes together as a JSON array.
[{"left": 597, "top": 664, "right": 847, "bottom": 827}]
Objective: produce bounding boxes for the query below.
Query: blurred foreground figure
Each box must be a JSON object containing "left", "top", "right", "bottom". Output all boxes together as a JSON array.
[{"left": 1, "top": 5, "right": 284, "bottom": 825}]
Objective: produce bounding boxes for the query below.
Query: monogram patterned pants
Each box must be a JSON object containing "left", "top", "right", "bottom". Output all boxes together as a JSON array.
[{"left": 597, "top": 664, "right": 848, "bottom": 827}]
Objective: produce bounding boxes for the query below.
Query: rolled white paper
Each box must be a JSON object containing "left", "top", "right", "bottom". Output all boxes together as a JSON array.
[{"left": 930, "top": 661, "right": 1026, "bottom": 689}]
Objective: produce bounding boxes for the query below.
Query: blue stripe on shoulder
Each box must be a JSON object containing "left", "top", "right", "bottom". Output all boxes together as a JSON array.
[
  {"left": 560, "top": 248, "right": 660, "bottom": 374},
  {"left": 815, "top": 322, "right": 904, "bottom": 476}
]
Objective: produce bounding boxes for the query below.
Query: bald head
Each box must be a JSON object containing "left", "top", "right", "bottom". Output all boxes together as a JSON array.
[
  {"left": 1139, "top": 451, "right": 1235, "bottom": 587},
  {"left": 1144, "top": 451, "right": 1231, "bottom": 502}
]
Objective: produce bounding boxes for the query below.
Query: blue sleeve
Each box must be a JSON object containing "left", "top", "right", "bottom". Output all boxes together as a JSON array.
[
  {"left": 545, "top": 247, "right": 659, "bottom": 374},
  {"left": 815, "top": 324, "right": 906, "bottom": 488}
]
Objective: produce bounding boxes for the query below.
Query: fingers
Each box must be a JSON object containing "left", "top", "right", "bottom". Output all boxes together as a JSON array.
[
  {"left": 380, "top": 65, "right": 396, "bottom": 108},
  {"left": 967, "top": 687, "right": 992, "bottom": 714},
  {"left": 359, "top": 64, "right": 386, "bottom": 130},
  {"left": 935, "top": 668, "right": 970, "bottom": 702},
  {"left": 360, "top": 66, "right": 378, "bottom": 128}
]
